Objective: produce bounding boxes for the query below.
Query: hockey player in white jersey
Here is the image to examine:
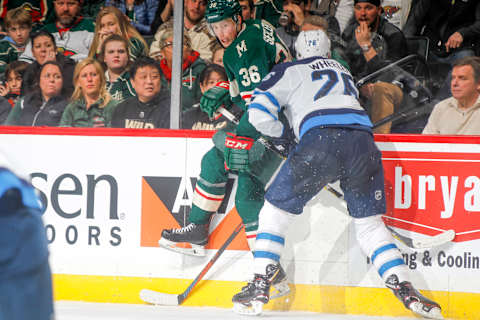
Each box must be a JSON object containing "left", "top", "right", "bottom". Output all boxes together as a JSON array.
[{"left": 231, "top": 29, "right": 443, "bottom": 319}]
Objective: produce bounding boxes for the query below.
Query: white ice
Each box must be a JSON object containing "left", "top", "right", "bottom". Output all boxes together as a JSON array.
[{"left": 56, "top": 301, "right": 414, "bottom": 320}]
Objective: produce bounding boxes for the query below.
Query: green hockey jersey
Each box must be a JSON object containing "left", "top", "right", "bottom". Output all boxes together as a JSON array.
[{"left": 223, "top": 19, "right": 291, "bottom": 110}]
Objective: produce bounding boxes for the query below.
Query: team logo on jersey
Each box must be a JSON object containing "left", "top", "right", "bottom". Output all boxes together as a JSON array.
[
  {"left": 20, "top": 3, "right": 44, "bottom": 23},
  {"left": 375, "top": 190, "right": 382, "bottom": 200},
  {"left": 236, "top": 40, "right": 247, "bottom": 57},
  {"left": 383, "top": 6, "right": 400, "bottom": 19}
]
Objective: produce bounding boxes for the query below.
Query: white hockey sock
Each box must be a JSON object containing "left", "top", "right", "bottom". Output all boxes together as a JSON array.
[
  {"left": 354, "top": 215, "right": 409, "bottom": 283},
  {"left": 245, "top": 230, "right": 257, "bottom": 253},
  {"left": 253, "top": 201, "right": 295, "bottom": 275}
]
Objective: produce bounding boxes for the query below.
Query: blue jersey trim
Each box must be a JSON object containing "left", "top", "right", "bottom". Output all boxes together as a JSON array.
[
  {"left": 256, "top": 232, "right": 285, "bottom": 245},
  {"left": 371, "top": 243, "right": 398, "bottom": 263},
  {"left": 254, "top": 250, "right": 281, "bottom": 262},
  {"left": 253, "top": 91, "right": 281, "bottom": 111},
  {"left": 299, "top": 113, "right": 373, "bottom": 138},
  {"left": 249, "top": 103, "right": 278, "bottom": 121},
  {"left": 378, "top": 258, "right": 405, "bottom": 277}
]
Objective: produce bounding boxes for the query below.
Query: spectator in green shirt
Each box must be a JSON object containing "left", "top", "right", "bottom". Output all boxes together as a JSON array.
[
  {"left": 99, "top": 34, "right": 136, "bottom": 103},
  {"left": 60, "top": 58, "right": 117, "bottom": 127}
]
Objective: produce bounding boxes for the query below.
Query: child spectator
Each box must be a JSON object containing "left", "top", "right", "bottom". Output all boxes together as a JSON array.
[
  {"left": 88, "top": 6, "right": 148, "bottom": 62},
  {"left": 104, "top": 0, "right": 159, "bottom": 35},
  {"left": 20, "top": 30, "right": 76, "bottom": 98},
  {"left": 182, "top": 63, "right": 241, "bottom": 130},
  {"left": 60, "top": 58, "right": 118, "bottom": 127},
  {"left": 99, "top": 34, "right": 136, "bottom": 102},
  {"left": 5, "top": 61, "right": 68, "bottom": 126},
  {"left": 0, "top": 8, "right": 32, "bottom": 74},
  {"left": 0, "top": 60, "right": 28, "bottom": 107}
]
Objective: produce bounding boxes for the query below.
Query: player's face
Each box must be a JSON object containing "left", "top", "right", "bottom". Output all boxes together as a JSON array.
[
  {"left": 103, "top": 40, "right": 129, "bottom": 72},
  {"left": 78, "top": 64, "right": 101, "bottom": 98},
  {"left": 40, "top": 64, "right": 63, "bottom": 99},
  {"left": 354, "top": 3, "right": 380, "bottom": 27},
  {"left": 132, "top": 66, "right": 162, "bottom": 103},
  {"left": 6, "top": 71, "right": 22, "bottom": 93},
  {"left": 54, "top": 0, "right": 81, "bottom": 27},
  {"left": 100, "top": 14, "right": 121, "bottom": 37},
  {"left": 7, "top": 23, "right": 31, "bottom": 46},
  {"left": 185, "top": 0, "right": 207, "bottom": 25},
  {"left": 451, "top": 65, "right": 480, "bottom": 103},
  {"left": 32, "top": 35, "right": 57, "bottom": 65},
  {"left": 210, "top": 19, "right": 238, "bottom": 48},
  {"left": 212, "top": 48, "right": 224, "bottom": 66},
  {"left": 200, "top": 71, "right": 225, "bottom": 93}
]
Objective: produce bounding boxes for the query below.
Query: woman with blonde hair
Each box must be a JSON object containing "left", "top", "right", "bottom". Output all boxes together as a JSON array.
[
  {"left": 60, "top": 58, "right": 118, "bottom": 127},
  {"left": 88, "top": 6, "right": 148, "bottom": 61}
]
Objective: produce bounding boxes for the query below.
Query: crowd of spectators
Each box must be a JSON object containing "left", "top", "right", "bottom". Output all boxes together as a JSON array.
[{"left": 0, "top": 0, "right": 478, "bottom": 134}]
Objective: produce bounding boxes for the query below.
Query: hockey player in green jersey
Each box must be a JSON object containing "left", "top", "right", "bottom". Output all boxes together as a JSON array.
[{"left": 159, "top": 0, "right": 292, "bottom": 300}]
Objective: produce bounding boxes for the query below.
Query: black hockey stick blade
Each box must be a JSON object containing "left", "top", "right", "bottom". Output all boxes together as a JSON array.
[{"left": 140, "top": 222, "right": 244, "bottom": 306}]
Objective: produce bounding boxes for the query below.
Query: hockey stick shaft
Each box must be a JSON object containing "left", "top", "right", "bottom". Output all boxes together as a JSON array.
[
  {"left": 218, "top": 107, "right": 454, "bottom": 249},
  {"left": 176, "top": 222, "right": 244, "bottom": 304},
  {"left": 141, "top": 222, "right": 244, "bottom": 305}
]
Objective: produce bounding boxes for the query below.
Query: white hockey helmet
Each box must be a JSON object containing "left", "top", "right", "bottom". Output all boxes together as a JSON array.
[{"left": 294, "top": 29, "right": 331, "bottom": 60}]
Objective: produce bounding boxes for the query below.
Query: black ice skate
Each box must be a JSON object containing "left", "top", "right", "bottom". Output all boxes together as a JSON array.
[
  {"left": 158, "top": 222, "right": 209, "bottom": 256},
  {"left": 385, "top": 274, "right": 444, "bottom": 319},
  {"left": 232, "top": 264, "right": 282, "bottom": 316}
]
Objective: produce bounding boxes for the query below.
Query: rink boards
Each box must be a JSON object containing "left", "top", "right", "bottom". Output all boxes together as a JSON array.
[{"left": 1, "top": 127, "right": 480, "bottom": 319}]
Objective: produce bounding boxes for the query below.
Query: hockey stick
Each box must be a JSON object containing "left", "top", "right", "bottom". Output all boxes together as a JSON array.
[
  {"left": 140, "top": 222, "right": 244, "bottom": 306},
  {"left": 324, "top": 186, "right": 455, "bottom": 249},
  {"left": 218, "top": 107, "right": 455, "bottom": 249}
]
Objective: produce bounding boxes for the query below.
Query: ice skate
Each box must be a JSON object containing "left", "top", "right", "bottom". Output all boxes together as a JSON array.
[
  {"left": 158, "top": 223, "right": 209, "bottom": 257},
  {"left": 270, "top": 263, "right": 290, "bottom": 299},
  {"left": 232, "top": 264, "right": 280, "bottom": 316},
  {"left": 386, "top": 274, "right": 444, "bottom": 319}
]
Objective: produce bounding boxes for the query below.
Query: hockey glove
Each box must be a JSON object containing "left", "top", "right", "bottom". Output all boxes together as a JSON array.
[
  {"left": 224, "top": 133, "right": 254, "bottom": 172},
  {"left": 200, "top": 81, "right": 232, "bottom": 118}
]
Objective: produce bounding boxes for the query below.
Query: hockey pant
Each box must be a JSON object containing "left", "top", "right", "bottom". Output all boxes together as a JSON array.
[
  {"left": 189, "top": 146, "right": 281, "bottom": 248},
  {"left": 253, "top": 128, "right": 409, "bottom": 281}
]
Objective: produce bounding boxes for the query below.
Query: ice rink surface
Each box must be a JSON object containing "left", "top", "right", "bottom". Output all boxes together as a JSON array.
[{"left": 56, "top": 301, "right": 415, "bottom": 320}]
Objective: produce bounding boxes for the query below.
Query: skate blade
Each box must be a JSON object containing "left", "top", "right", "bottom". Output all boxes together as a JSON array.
[
  {"left": 410, "top": 302, "right": 444, "bottom": 319},
  {"left": 158, "top": 238, "right": 206, "bottom": 257},
  {"left": 270, "top": 281, "right": 291, "bottom": 300},
  {"left": 232, "top": 301, "right": 264, "bottom": 316}
]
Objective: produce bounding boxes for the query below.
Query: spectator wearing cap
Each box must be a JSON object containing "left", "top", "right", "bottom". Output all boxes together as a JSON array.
[
  {"left": 342, "top": 0, "right": 408, "bottom": 133},
  {"left": 157, "top": 28, "right": 207, "bottom": 113}
]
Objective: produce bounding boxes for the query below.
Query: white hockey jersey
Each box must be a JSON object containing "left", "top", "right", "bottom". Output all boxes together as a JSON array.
[{"left": 248, "top": 56, "right": 373, "bottom": 140}]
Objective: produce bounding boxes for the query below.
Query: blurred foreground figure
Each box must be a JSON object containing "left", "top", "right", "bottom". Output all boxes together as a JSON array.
[{"left": 0, "top": 153, "right": 53, "bottom": 320}]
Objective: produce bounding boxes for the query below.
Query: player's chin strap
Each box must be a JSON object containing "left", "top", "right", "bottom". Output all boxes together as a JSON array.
[{"left": 218, "top": 106, "right": 455, "bottom": 250}]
